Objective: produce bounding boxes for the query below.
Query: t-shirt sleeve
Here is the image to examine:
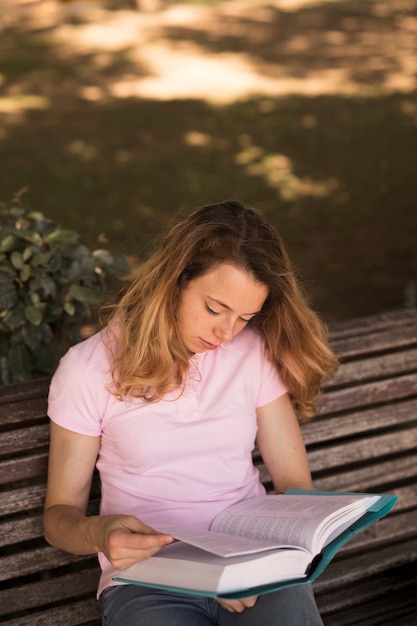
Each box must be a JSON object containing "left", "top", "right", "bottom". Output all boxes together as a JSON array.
[
  {"left": 48, "top": 345, "right": 104, "bottom": 437},
  {"left": 256, "top": 343, "right": 288, "bottom": 408}
]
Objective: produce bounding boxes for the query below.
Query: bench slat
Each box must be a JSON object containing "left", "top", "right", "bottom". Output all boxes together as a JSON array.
[
  {"left": 328, "top": 309, "right": 417, "bottom": 339},
  {"left": 0, "top": 378, "right": 50, "bottom": 406},
  {"left": 317, "top": 372, "right": 417, "bottom": 415},
  {"left": 0, "top": 424, "right": 49, "bottom": 456},
  {"left": 315, "top": 536, "right": 417, "bottom": 593},
  {"left": 2, "top": 598, "right": 101, "bottom": 626},
  {"left": 327, "top": 347, "right": 417, "bottom": 388},
  {"left": 0, "top": 483, "right": 46, "bottom": 516},
  {"left": 302, "top": 399, "right": 417, "bottom": 446},
  {"left": 0, "top": 397, "right": 48, "bottom": 426},
  {"left": 0, "top": 514, "right": 43, "bottom": 548},
  {"left": 0, "top": 452, "right": 48, "bottom": 485},
  {"left": 312, "top": 453, "right": 417, "bottom": 492},
  {"left": 0, "top": 567, "right": 100, "bottom": 619},
  {"left": 331, "top": 324, "right": 417, "bottom": 359},
  {"left": 308, "top": 427, "right": 417, "bottom": 472},
  {"left": 316, "top": 565, "right": 417, "bottom": 625},
  {"left": 0, "top": 545, "right": 91, "bottom": 582}
]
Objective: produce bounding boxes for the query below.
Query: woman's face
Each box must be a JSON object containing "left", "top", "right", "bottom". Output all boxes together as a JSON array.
[{"left": 177, "top": 263, "right": 269, "bottom": 354}]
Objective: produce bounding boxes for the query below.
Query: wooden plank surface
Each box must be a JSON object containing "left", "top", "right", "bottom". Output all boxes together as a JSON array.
[
  {"left": 0, "top": 567, "right": 100, "bottom": 618},
  {"left": 317, "top": 372, "right": 417, "bottom": 415},
  {"left": 0, "top": 378, "right": 50, "bottom": 405},
  {"left": 317, "top": 566, "right": 417, "bottom": 626},
  {"left": 0, "top": 423, "right": 49, "bottom": 455},
  {"left": 311, "top": 453, "right": 417, "bottom": 493},
  {"left": 302, "top": 399, "right": 417, "bottom": 445},
  {"left": 0, "top": 307, "right": 416, "bottom": 625},
  {"left": 2, "top": 598, "right": 101, "bottom": 626},
  {"left": 0, "top": 451, "right": 48, "bottom": 485},
  {"left": 326, "top": 347, "right": 417, "bottom": 388},
  {"left": 331, "top": 324, "right": 417, "bottom": 359},
  {"left": 314, "top": 537, "right": 417, "bottom": 594},
  {"left": 328, "top": 308, "right": 417, "bottom": 339},
  {"left": 0, "top": 544, "right": 91, "bottom": 582},
  {"left": 0, "top": 566, "right": 100, "bottom": 618},
  {"left": 0, "top": 483, "right": 46, "bottom": 516},
  {"left": 0, "top": 397, "right": 48, "bottom": 427}
]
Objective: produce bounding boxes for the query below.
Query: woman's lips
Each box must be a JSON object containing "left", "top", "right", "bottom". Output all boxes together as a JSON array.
[{"left": 199, "top": 338, "right": 219, "bottom": 350}]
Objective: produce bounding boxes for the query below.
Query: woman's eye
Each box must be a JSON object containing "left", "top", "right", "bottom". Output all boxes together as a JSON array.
[{"left": 205, "top": 303, "right": 220, "bottom": 315}]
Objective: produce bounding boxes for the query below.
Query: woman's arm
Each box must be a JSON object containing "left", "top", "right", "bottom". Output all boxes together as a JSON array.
[
  {"left": 256, "top": 393, "right": 314, "bottom": 493},
  {"left": 43, "top": 422, "right": 173, "bottom": 570}
]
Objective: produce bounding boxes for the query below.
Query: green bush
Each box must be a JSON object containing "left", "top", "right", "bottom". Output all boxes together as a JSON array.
[{"left": 0, "top": 198, "right": 131, "bottom": 384}]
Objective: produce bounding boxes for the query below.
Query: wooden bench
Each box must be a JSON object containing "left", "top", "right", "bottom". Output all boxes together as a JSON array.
[{"left": 1, "top": 307, "right": 417, "bottom": 625}]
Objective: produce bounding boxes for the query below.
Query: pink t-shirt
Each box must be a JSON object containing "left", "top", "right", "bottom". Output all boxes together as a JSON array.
[{"left": 48, "top": 326, "right": 287, "bottom": 596}]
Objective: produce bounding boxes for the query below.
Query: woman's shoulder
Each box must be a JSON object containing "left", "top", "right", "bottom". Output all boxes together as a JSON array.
[{"left": 59, "top": 326, "right": 114, "bottom": 372}]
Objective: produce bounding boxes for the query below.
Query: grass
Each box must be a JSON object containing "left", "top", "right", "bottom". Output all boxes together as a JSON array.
[{"left": 1, "top": 0, "right": 416, "bottom": 321}]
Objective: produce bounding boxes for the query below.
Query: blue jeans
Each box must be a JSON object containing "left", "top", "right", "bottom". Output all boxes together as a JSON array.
[{"left": 101, "top": 584, "right": 324, "bottom": 625}]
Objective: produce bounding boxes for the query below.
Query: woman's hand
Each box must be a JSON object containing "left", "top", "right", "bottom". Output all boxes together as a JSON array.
[
  {"left": 216, "top": 596, "right": 258, "bottom": 613},
  {"left": 93, "top": 513, "right": 174, "bottom": 570}
]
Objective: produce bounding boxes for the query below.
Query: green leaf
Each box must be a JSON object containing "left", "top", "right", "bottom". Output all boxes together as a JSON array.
[
  {"left": 22, "top": 245, "right": 33, "bottom": 262},
  {"left": 31, "top": 342, "right": 55, "bottom": 374},
  {"left": 66, "top": 283, "right": 103, "bottom": 304},
  {"left": 17, "top": 229, "right": 43, "bottom": 247},
  {"left": 27, "top": 211, "right": 45, "bottom": 221},
  {"left": 30, "top": 249, "right": 50, "bottom": 268},
  {"left": 22, "top": 322, "right": 42, "bottom": 350},
  {"left": 46, "top": 228, "right": 79, "bottom": 244},
  {"left": 0, "top": 234, "right": 16, "bottom": 252},
  {"left": 3, "top": 300, "right": 25, "bottom": 330},
  {"left": 8, "top": 343, "right": 32, "bottom": 382},
  {"left": 15, "top": 217, "right": 30, "bottom": 230},
  {"left": 64, "top": 301, "right": 76, "bottom": 315},
  {"left": 40, "top": 273, "right": 56, "bottom": 296},
  {"left": 92, "top": 249, "right": 131, "bottom": 276},
  {"left": 11, "top": 250, "right": 24, "bottom": 269},
  {"left": 39, "top": 322, "right": 54, "bottom": 344},
  {"left": 25, "top": 304, "right": 43, "bottom": 326},
  {"left": 0, "top": 276, "right": 17, "bottom": 310},
  {"left": 20, "top": 265, "right": 31, "bottom": 282}
]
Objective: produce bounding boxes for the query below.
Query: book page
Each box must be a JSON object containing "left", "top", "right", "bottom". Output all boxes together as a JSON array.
[
  {"left": 155, "top": 523, "right": 287, "bottom": 557},
  {"left": 210, "top": 494, "right": 380, "bottom": 554},
  {"left": 115, "top": 541, "right": 311, "bottom": 595}
]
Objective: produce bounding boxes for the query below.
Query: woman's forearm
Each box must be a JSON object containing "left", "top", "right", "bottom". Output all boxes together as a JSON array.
[
  {"left": 43, "top": 504, "right": 102, "bottom": 555},
  {"left": 43, "top": 505, "right": 174, "bottom": 570}
]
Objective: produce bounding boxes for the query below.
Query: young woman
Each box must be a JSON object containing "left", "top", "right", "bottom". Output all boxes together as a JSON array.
[{"left": 43, "top": 200, "right": 338, "bottom": 625}]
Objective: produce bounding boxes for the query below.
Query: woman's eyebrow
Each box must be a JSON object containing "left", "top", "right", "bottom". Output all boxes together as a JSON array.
[{"left": 207, "top": 296, "right": 261, "bottom": 316}]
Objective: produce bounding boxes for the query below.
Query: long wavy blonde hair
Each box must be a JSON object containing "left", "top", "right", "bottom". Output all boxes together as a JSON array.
[{"left": 105, "top": 201, "right": 338, "bottom": 419}]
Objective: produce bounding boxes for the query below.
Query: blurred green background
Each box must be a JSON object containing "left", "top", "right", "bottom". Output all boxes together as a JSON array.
[{"left": 1, "top": 0, "right": 416, "bottom": 322}]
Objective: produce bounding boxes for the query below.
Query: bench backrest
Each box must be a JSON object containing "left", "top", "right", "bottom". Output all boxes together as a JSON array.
[{"left": 1, "top": 308, "right": 416, "bottom": 624}]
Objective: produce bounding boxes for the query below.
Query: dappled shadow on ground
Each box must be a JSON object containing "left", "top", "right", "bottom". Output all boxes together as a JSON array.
[
  {"left": 160, "top": 0, "right": 417, "bottom": 92},
  {"left": 0, "top": 0, "right": 416, "bottom": 321}
]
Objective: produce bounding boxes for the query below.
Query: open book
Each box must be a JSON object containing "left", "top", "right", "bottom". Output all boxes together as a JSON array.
[{"left": 114, "top": 490, "right": 397, "bottom": 598}]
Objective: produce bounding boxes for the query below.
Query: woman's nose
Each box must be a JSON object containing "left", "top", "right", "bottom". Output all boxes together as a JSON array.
[{"left": 215, "top": 319, "right": 234, "bottom": 342}]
